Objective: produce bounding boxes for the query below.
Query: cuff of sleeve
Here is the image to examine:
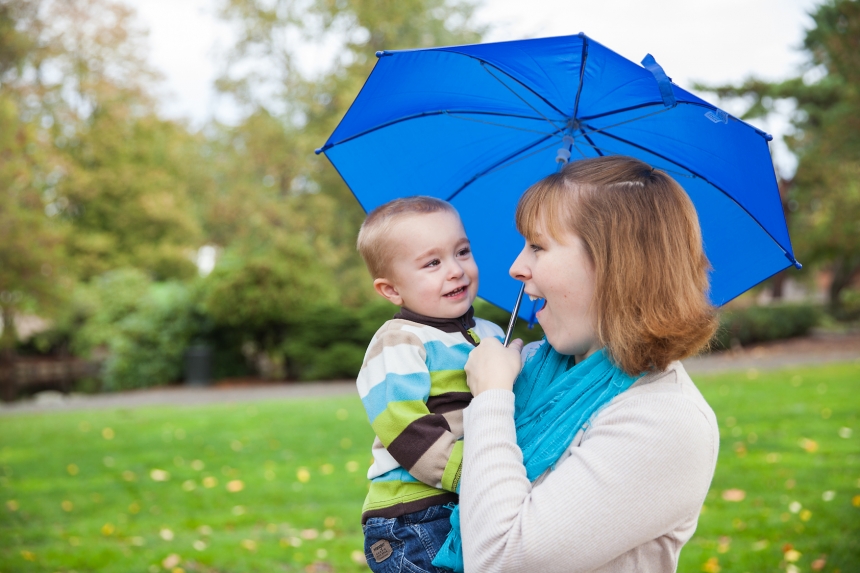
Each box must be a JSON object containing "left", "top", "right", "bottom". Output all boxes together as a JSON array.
[
  {"left": 464, "top": 390, "right": 515, "bottom": 428},
  {"left": 441, "top": 440, "right": 464, "bottom": 492}
]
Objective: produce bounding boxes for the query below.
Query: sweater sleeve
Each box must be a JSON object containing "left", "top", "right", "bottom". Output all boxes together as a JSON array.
[
  {"left": 358, "top": 328, "right": 464, "bottom": 492},
  {"left": 460, "top": 386, "right": 718, "bottom": 573}
]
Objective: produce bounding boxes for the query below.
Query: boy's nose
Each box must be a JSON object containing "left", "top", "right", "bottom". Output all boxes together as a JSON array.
[{"left": 448, "top": 260, "right": 465, "bottom": 280}]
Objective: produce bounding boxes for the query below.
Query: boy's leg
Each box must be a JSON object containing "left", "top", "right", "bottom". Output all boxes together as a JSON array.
[{"left": 363, "top": 504, "right": 454, "bottom": 573}]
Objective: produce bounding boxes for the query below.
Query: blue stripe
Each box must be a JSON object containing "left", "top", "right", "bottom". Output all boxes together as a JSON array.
[
  {"left": 424, "top": 340, "right": 472, "bottom": 372},
  {"left": 362, "top": 371, "right": 431, "bottom": 422},
  {"left": 372, "top": 467, "right": 419, "bottom": 483}
]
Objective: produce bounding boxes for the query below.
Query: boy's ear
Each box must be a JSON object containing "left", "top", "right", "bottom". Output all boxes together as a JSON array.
[{"left": 373, "top": 277, "right": 404, "bottom": 306}]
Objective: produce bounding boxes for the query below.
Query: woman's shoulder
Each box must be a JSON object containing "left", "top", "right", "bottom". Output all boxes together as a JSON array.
[{"left": 599, "top": 361, "right": 718, "bottom": 449}]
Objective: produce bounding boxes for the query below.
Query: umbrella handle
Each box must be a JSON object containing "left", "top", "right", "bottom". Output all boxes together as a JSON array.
[{"left": 503, "top": 283, "right": 526, "bottom": 347}]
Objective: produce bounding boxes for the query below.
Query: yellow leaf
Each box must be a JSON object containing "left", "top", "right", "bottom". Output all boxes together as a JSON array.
[
  {"left": 226, "top": 480, "right": 244, "bottom": 492},
  {"left": 102, "top": 427, "right": 115, "bottom": 440}
]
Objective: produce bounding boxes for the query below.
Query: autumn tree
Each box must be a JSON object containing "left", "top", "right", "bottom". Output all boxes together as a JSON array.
[
  {"left": 700, "top": 0, "right": 860, "bottom": 313},
  {"left": 212, "top": 0, "right": 485, "bottom": 305}
]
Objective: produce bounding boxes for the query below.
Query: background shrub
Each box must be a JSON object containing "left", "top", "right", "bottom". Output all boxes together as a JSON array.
[{"left": 712, "top": 303, "right": 822, "bottom": 349}]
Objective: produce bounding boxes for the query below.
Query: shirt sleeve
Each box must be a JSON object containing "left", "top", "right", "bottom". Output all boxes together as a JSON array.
[
  {"left": 459, "top": 385, "right": 718, "bottom": 572},
  {"left": 357, "top": 327, "right": 464, "bottom": 492}
]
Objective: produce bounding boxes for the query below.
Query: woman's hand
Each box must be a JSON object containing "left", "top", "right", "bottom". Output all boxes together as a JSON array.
[{"left": 465, "top": 338, "right": 524, "bottom": 396}]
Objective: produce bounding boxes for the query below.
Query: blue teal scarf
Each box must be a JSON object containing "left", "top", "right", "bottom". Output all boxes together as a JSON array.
[{"left": 432, "top": 342, "right": 641, "bottom": 571}]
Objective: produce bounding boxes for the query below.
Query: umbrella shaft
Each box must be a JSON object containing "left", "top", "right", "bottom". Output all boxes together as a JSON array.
[{"left": 504, "top": 283, "right": 526, "bottom": 347}]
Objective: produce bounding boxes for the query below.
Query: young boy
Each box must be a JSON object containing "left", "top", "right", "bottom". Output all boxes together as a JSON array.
[{"left": 355, "top": 196, "right": 504, "bottom": 572}]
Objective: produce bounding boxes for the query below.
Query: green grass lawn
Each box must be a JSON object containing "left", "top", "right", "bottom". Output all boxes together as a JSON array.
[{"left": 1, "top": 361, "right": 859, "bottom": 573}]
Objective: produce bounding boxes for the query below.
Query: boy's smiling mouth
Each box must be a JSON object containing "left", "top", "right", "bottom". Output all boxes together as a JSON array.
[{"left": 444, "top": 285, "right": 469, "bottom": 298}]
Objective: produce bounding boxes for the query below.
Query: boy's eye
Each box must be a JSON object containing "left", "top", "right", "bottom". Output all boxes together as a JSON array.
[
  {"left": 424, "top": 259, "right": 440, "bottom": 268},
  {"left": 457, "top": 247, "right": 471, "bottom": 257}
]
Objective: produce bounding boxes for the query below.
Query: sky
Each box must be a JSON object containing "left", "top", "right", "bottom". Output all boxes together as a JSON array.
[{"left": 125, "top": 0, "right": 821, "bottom": 175}]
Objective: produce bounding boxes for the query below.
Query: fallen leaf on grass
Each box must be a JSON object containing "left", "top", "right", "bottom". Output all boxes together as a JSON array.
[
  {"left": 240, "top": 539, "right": 257, "bottom": 551},
  {"left": 785, "top": 549, "right": 801, "bottom": 562},
  {"left": 798, "top": 438, "right": 818, "bottom": 453},
  {"left": 701, "top": 557, "right": 720, "bottom": 573},
  {"left": 811, "top": 556, "right": 827, "bottom": 571},
  {"left": 226, "top": 479, "right": 244, "bottom": 492},
  {"left": 150, "top": 469, "right": 170, "bottom": 482},
  {"left": 721, "top": 489, "right": 745, "bottom": 502},
  {"left": 162, "top": 553, "right": 181, "bottom": 568},
  {"left": 351, "top": 550, "right": 367, "bottom": 565},
  {"left": 160, "top": 528, "right": 174, "bottom": 541}
]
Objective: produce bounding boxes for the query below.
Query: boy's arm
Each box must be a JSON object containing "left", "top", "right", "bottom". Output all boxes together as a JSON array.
[{"left": 358, "top": 328, "right": 463, "bottom": 492}]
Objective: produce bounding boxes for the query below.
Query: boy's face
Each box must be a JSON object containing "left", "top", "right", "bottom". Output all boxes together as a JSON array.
[{"left": 373, "top": 210, "right": 478, "bottom": 319}]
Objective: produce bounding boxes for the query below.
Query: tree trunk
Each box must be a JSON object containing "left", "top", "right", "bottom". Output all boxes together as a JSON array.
[
  {"left": 828, "top": 256, "right": 860, "bottom": 316},
  {"left": 0, "top": 306, "right": 17, "bottom": 402},
  {"left": 770, "top": 178, "right": 794, "bottom": 301}
]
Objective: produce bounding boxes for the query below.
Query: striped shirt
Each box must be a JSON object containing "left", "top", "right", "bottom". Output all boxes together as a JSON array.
[{"left": 357, "top": 310, "right": 504, "bottom": 523}]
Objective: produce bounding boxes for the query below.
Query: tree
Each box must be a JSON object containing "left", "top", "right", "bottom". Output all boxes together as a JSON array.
[
  {"left": 212, "top": 0, "right": 485, "bottom": 305},
  {"left": 0, "top": 0, "right": 67, "bottom": 399},
  {"left": 699, "top": 0, "right": 860, "bottom": 313}
]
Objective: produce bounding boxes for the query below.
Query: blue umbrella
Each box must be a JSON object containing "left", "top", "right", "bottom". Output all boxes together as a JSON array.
[{"left": 317, "top": 33, "right": 800, "bottom": 324}]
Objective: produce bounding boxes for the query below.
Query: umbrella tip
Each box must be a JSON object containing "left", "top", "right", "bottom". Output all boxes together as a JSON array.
[
  {"left": 785, "top": 253, "right": 802, "bottom": 269},
  {"left": 314, "top": 147, "right": 324, "bottom": 155},
  {"left": 376, "top": 51, "right": 391, "bottom": 58}
]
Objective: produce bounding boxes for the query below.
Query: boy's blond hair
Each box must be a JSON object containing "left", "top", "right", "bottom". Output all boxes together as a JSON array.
[
  {"left": 516, "top": 155, "right": 718, "bottom": 375},
  {"left": 357, "top": 196, "right": 458, "bottom": 278}
]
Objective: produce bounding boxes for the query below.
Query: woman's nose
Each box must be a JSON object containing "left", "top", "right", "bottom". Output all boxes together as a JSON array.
[{"left": 509, "top": 247, "right": 531, "bottom": 281}]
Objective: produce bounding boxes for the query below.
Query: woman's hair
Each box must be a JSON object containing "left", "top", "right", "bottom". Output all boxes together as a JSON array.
[
  {"left": 357, "top": 195, "right": 458, "bottom": 278},
  {"left": 516, "top": 155, "right": 718, "bottom": 374}
]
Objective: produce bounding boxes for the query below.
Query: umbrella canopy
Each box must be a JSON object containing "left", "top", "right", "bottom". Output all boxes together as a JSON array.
[{"left": 317, "top": 33, "right": 800, "bottom": 321}]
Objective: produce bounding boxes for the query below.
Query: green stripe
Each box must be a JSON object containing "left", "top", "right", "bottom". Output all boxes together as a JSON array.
[
  {"left": 441, "top": 440, "right": 463, "bottom": 492},
  {"left": 371, "top": 400, "right": 429, "bottom": 445},
  {"left": 429, "top": 370, "right": 469, "bottom": 395},
  {"left": 363, "top": 480, "right": 445, "bottom": 511}
]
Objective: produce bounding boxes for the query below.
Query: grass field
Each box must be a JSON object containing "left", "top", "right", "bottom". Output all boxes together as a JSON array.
[{"left": 1, "top": 361, "right": 859, "bottom": 573}]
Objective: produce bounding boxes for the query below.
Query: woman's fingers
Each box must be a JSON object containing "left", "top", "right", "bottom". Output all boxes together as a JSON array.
[{"left": 465, "top": 337, "right": 524, "bottom": 395}]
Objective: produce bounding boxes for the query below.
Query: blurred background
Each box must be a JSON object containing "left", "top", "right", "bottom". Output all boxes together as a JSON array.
[
  {"left": 1, "top": 1, "right": 859, "bottom": 572},
  {"left": 2, "top": 0, "right": 857, "bottom": 397}
]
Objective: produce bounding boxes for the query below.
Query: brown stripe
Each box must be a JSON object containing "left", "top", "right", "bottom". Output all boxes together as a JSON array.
[
  {"left": 363, "top": 329, "right": 424, "bottom": 366},
  {"left": 361, "top": 492, "right": 458, "bottom": 524},
  {"left": 386, "top": 415, "right": 450, "bottom": 470},
  {"left": 426, "top": 392, "right": 472, "bottom": 414}
]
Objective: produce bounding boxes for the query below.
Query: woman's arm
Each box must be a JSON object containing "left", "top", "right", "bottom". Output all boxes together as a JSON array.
[{"left": 460, "top": 381, "right": 718, "bottom": 572}]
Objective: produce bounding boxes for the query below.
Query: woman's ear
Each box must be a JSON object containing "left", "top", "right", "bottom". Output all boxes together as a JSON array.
[{"left": 373, "top": 277, "right": 403, "bottom": 306}]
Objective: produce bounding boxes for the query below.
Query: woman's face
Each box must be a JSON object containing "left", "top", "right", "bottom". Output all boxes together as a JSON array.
[{"left": 509, "top": 223, "right": 600, "bottom": 362}]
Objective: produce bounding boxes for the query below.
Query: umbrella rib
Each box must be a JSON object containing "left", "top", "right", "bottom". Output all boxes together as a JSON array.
[
  {"left": 575, "top": 107, "right": 672, "bottom": 138},
  {"left": 573, "top": 137, "right": 694, "bottom": 179},
  {"left": 444, "top": 111, "right": 562, "bottom": 136},
  {"left": 445, "top": 132, "right": 562, "bottom": 202},
  {"left": 479, "top": 62, "right": 566, "bottom": 131},
  {"left": 316, "top": 110, "right": 555, "bottom": 153},
  {"left": 572, "top": 34, "right": 589, "bottom": 119},
  {"left": 586, "top": 126, "right": 795, "bottom": 258}
]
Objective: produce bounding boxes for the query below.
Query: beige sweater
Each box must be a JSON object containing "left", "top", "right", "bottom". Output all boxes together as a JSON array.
[{"left": 460, "top": 361, "right": 719, "bottom": 572}]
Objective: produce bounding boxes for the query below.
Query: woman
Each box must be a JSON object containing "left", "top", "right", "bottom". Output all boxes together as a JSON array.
[{"left": 461, "top": 155, "right": 720, "bottom": 571}]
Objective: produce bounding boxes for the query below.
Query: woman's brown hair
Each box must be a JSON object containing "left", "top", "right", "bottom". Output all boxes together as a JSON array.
[{"left": 516, "top": 155, "right": 718, "bottom": 375}]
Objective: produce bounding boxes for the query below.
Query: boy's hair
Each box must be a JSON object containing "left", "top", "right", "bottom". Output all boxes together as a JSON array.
[
  {"left": 357, "top": 196, "right": 458, "bottom": 278},
  {"left": 515, "top": 155, "right": 718, "bottom": 375}
]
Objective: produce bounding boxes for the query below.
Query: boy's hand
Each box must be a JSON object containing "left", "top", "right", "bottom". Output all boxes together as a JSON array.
[{"left": 465, "top": 338, "right": 524, "bottom": 396}]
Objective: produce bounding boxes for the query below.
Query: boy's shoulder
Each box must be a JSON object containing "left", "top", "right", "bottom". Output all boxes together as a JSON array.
[
  {"left": 472, "top": 317, "right": 505, "bottom": 340},
  {"left": 371, "top": 318, "right": 447, "bottom": 343}
]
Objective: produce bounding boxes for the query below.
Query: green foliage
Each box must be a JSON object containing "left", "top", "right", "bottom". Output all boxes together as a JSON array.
[
  {"left": 71, "top": 270, "right": 202, "bottom": 390},
  {"left": 280, "top": 299, "right": 394, "bottom": 380},
  {"left": 697, "top": 0, "right": 860, "bottom": 311},
  {"left": 712, "top": 304, "right": 822, "bottom": 349},
  {"left": 101, "top": 282, "right": 200, "bottom": 391},
  {"left": 2, "top": 362, "right": 858, "bottom": 572}
]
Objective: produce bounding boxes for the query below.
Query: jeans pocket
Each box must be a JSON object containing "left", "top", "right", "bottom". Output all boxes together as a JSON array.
[{"left": 364, "top": 518, "right": 404, "bottom": 573}]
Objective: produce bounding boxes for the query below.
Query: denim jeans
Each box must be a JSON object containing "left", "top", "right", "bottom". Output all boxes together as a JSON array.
[{"left": 363, "top": 504, "right": 454, "bottom": 573}]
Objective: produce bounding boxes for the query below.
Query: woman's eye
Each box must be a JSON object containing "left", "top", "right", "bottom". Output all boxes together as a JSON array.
[{"left": 530, "top": 244, "right": 543, "bottom": 252}]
